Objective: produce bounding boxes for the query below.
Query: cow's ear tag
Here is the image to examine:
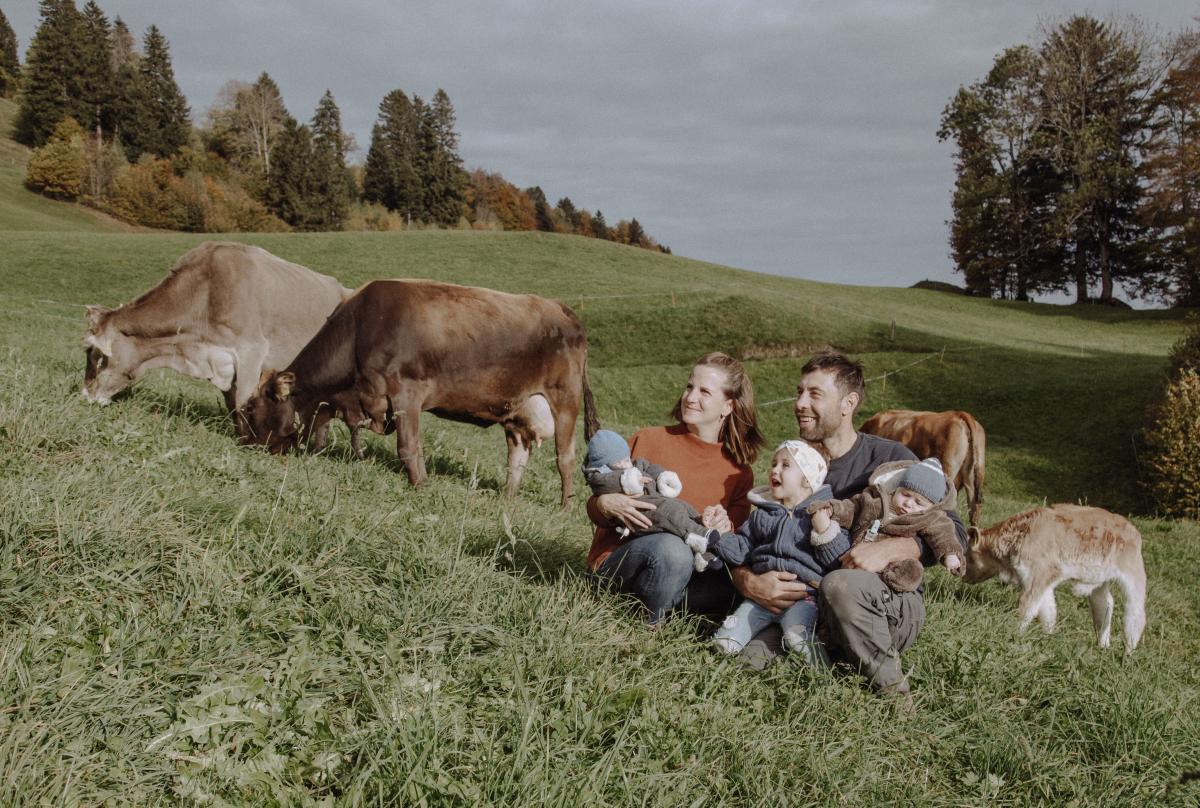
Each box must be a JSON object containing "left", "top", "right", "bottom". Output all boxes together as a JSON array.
[{"left": 274, "top": 372, "right": 295, "bottom": 401}]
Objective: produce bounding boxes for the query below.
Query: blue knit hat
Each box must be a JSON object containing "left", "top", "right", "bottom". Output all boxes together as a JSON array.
[
  {"left": 584, "top": 429, "right": 630, "bottom": 471},
  {"left": 899, "top": 457, "right": 948, "bottom": 503}
]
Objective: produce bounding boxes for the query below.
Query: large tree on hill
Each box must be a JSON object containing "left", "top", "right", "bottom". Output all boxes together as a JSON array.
[
  {"left": 0, "top": 7, "right": 20, "bottom": 98},
  {"left": 1139, "top": 30, "right": 1200, "bottom": 307},
  {"left": 592, "top": 209, "right": 609, "bottom": 240},
  {"left": 1038, "top": 15, "right": 1154, "bottom": 303},
  {"left": 939, "top": 45, "right": 1065, "bottom": 300},
  {"left": 309, "top": 89, "right": 352, "bottom": 229},
  {"left": 14, "top": 0, "right": 86, "bottom": 146},
  {"left": 107, "top": 16, "right": 140, "bottom": 147},
  {"left": 78, "top": 1, "right": 114, "bottom": 136},
  {"left": 121, "top": 25, "right": 189, "bottom": 159},
  {"left": 361, "top": 88, "right": 422, "bottom": 221},
  {"left": 265, "top": 117, "right": 325, "bottom": 230},
  {"left": 526, "top": 185, "right": 555, "bottom": 232},
  {"left": 425, "top": 89, "right": 467, "bottom": 225}
]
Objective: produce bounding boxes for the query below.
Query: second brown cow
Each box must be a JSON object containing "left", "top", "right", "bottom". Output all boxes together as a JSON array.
[
  {"left": 237, "top": 279, "right": 599, "bottom": 507},
  {"left": 860, "top": 408, "right": 986, "bottom": 525}
]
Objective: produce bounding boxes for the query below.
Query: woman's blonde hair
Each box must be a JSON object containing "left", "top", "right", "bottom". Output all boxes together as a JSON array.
[{"left": 670, "top": 351, "right": 764, "bottom": 466}]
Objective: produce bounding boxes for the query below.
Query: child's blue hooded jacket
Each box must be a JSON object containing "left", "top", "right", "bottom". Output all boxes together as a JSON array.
[{"left": 711, "top": 484, "right": 850, "bottom": 583}]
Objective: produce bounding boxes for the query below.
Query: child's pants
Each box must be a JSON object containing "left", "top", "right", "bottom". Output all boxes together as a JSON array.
[{"left": 713, "top": 597, "right": 828, "bottom": 667}]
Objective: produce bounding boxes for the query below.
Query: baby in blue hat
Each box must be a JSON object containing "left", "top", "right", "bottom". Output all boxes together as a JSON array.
[{"left": 583, "top": 429, "right": 720, "bottom": 571}]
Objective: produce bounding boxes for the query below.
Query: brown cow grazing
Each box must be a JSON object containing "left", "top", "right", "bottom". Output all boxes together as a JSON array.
[
  {"left": 964, "top": 504, "right": 1147, "bottom": 653},
  {"left": 860, "top": 408, "right": 986, "bottom": 525},
  {"left": 82, "top": 242, "right": 351, "bottom": 412},
  {"left": 238, "top": 279, "right": 600, "bottom": 508}
]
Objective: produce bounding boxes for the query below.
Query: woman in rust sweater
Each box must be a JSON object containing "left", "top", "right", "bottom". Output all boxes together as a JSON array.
[{"left": 587, "top": 352, "right": 764, "bottom": 624}]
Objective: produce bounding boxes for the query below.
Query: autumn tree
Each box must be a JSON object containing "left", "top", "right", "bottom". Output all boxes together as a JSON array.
[
  {"left": 0, "top": 7, "right": 19, "bottom": 98},
  {"left": 25, "top": 115, "right": 86, "bottom": 198},
  {"left": 465, "top": 170, "right": 534, "bottom": 230},
  {"left": 1140, "top": 30, "right": 1200, "bottom": 307},
  {"left": 207, "top": 72, "right": 287, "bottom": 181}
]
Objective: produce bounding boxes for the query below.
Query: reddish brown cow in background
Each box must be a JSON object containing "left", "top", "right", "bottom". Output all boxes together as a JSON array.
[
  {"left": 238, "top": 279, "right": 599, "bottom": 508},
  {"left": 860, "top": 408, "right": 986, "bottom": 525}
]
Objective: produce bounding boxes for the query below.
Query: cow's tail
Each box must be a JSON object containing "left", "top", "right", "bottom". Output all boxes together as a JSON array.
[
  {"left": 582, "top": 356, "right": 600, "bottom": 442},
  {"left": 959, "top": 413, "right": 985, "bottom": 526}
]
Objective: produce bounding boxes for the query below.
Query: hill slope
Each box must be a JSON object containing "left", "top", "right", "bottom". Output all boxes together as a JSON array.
[
  {"left": 0, "top": 97, "right": 136, "bottom": 233},
  {"left": 0, "top": 185, "right": 1197, "bottom": 800}
]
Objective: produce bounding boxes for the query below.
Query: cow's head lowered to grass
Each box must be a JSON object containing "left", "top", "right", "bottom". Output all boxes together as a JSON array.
[
  {"left": 81, "top": 305, "right": 137, "bottom": 405},
  {"left": 238, "top": 369, "right": 308, "bottom": 453}
]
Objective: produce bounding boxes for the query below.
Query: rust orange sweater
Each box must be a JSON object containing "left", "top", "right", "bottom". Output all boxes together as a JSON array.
[{"left": 586, "top": 423, "right": 754, "bottom": 570}]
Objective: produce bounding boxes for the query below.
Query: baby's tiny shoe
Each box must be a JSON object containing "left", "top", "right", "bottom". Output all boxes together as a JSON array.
[{"left": 657, "top": 470, "right": 682, "bottom": 498}]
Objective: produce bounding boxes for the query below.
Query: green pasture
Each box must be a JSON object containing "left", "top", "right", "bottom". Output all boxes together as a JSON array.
[{"left": 2, "top": 103, "right": 1199, "bottom": 803}]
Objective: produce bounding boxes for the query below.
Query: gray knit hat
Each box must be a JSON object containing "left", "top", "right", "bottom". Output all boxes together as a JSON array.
[
  {"left": 899, "top": 457, "right": 947, "bottom": 503},
  {"left": 584, "top": 429, "right": 630, "bottom": 470}
]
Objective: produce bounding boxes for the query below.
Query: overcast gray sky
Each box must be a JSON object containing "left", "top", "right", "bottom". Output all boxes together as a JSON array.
[{"left": 6, "top": 1, "right": 1199, "bottom": 296}]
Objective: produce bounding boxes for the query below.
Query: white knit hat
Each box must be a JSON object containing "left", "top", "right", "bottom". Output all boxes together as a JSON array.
[{"left": 777, "top": 440, "right": 828, "bottom": 491}]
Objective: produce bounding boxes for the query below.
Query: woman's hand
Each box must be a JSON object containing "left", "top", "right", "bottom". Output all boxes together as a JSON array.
[
  {"left": 595, "top": 493, "right": 656, "bottom": 531},
  {"left": 702, "top": 504, "right": 733, "bottom": 534}
]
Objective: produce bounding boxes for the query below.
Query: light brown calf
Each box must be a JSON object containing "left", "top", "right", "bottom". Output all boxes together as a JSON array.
[
  {"left": 964, "top": 504, "right": 1146, "bottom": 653},
  {"left": 860, "top": 408, "right": 986, "bottom": 525}
]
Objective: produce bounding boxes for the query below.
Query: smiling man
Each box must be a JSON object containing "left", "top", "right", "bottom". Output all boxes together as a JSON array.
[{"left": 732, "top": 352, "right": 967, "bottom": 706}]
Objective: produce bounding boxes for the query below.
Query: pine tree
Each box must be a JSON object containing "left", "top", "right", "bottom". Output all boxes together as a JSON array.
[
  {"left": 627, "top": 217, "right": 646, "bottom": 247},
  {"left": 0, "top": 7, "right": 20, "bottom": 98},
  {"left": 555, "top": 197, "right": 581, "bottom": 232},
  {"left": 107, "top": 16, "right": 140, "bottom": 148},
  {"left": 14, "top": 0, "right": 86, "bottom": 146},
  {"left": 265, "top": 117, "right": 321, "bottom": 230},
  {"left": 122, "top": 25, "right": 190, "bottom": 159},
  {"left": 592, "top": 209, "right": 609, "bottom": 240},
  {"left": 361, "top": 88, "right": 422, "bottom": 222},
  {"left": 78, "top": 2, "right": 114, "bottom": 136},
  {"left": 526, "top": 186, "right": 554, "bottom": 231},
  {"left": 426, "top": 88, "right": 466, "bottom": 225},
  {"left": 309, "top": 90, "right": 351, "bottom": 229},
  {"left": 1039, "top": 16, "right": 1152, "bottom": 302}
]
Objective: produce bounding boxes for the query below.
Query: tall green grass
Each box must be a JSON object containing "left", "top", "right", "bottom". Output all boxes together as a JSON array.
[{"left": 2, "top": 165, "right": 1199, "bottom": 802}]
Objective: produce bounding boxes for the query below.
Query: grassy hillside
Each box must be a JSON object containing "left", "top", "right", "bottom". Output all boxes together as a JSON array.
[
  {"left": 0, "top": 98, "right": 134, "bottom": 234},
  {"left": 2, "top": 167, "right": 1199, "bottom": 800}
]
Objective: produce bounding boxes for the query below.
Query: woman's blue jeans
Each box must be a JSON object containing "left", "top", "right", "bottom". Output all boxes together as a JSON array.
[{"left": 590, "top": 531, "right": 737, "bottom": 624}]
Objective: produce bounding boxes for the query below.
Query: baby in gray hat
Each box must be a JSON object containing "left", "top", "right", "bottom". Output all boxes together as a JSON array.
[
  {"left": 810, "top": 456, "right": 964, "bottom": 592},
  {"left": 583, "top": 429, "right": 720, "bottom": 571}
]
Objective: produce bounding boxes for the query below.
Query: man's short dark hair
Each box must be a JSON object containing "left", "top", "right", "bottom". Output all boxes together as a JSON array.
[{"left": 801, "top": 352, "right": 865, "bottom": 406}]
